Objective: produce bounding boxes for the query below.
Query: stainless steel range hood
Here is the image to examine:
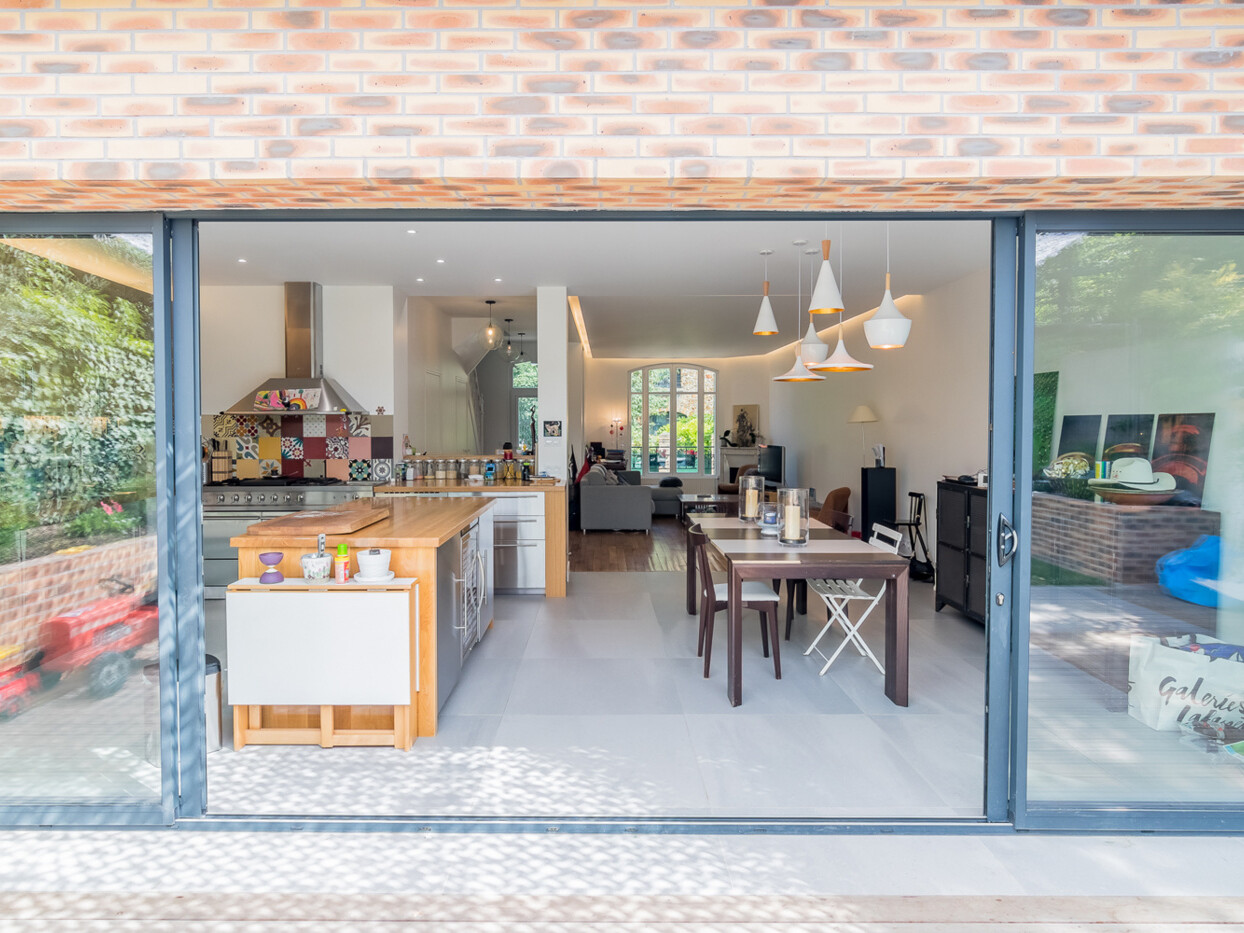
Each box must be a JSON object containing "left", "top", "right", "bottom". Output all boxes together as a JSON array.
[{"left": 225, "top": 282, "right": 365, "bottom": 414}]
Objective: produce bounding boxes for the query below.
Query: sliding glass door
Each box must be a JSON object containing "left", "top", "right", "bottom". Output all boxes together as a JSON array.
[
  {"left": 0, "top": 216, "right": 176, "bottom": 823},
  {"left": 1015, "top": 215, "right": 1244, "bottom": 827}
]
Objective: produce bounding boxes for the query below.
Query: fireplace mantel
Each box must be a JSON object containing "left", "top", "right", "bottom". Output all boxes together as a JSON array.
[{"left": 720, "top": 446, "right": 758, "bottom": 482}]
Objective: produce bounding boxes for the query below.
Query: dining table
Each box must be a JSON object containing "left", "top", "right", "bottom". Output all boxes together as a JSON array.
[{"left": 686, "top": 515, "right": 911, "bottom": 708}]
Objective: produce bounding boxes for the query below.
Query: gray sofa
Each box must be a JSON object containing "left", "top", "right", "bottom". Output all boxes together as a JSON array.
[
  {"left": 580, "top": 469, "right": 653, "bottom": 532},
  {"left": 650, "top": 482, "right": 682, "bottom": 517}
]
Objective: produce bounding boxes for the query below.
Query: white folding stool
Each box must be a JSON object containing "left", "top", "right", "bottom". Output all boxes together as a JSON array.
[{"left": 805, "top": 524, "right": 904, "bottom": 676}]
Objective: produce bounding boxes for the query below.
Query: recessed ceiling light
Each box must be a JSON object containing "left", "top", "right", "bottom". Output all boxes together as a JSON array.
[
  {"left": 406, "top": 229, "right": 416, "bottom": 234},
  {"left": 415, "top": 277, "right": 424, "bottom": 283},
  {"left": 494, "top": 277, "right": 502, "bottom": 282},
  {"left": 436, "top": 258, "right": 445, "bottom": 264},
  {"left": 237, "top": 258, "right": 247, "bottom": 263}
]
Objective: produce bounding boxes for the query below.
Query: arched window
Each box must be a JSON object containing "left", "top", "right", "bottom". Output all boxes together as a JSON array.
[{"left": 628, "top": 364, "right": 717, "bottom": 476}]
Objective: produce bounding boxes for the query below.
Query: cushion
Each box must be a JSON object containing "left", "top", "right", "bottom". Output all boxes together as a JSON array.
[
  {"left": 585, "top": 463, "right": 619, "bottom": 485},
  {"left": 658, "top": 477, "right": 683, "bottom": 487}
]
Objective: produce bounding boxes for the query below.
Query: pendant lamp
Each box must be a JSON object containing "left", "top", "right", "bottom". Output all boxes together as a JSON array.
[
  {"left": 752, "top": 248, "right": 778, "bottom": 336},
  {"left": 808, "top": 235, "right": 844, "bottom": 315},
  {"left": 774, "top": 241, "right": 825, "bottom": 383},
  {"left": 808, "top": 230, "right": 873, "bottom": 373},
  {"left": 483, "top": 299, "right": 501, "bottom": 350},
  {"left": 502, "top": 318, "right": 516, "bottom": 360},
  {"left": 864, "top": 222, "right": 912, "bottom": 350},
  {"left": 800, "top": 247, "right": 829, "bottom": 365},
  {"left": 513, "top": 331, "right": 526, "bottom": 364}
]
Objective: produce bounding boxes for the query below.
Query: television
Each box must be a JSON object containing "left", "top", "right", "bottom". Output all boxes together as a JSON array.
[{"left": 755, "top": 444, "right": 785, "bottom": 488}]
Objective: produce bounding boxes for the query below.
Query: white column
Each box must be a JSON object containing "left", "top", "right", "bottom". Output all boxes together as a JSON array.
[{"left": 536, "top": 285, "right": 568, "bottom": 481}]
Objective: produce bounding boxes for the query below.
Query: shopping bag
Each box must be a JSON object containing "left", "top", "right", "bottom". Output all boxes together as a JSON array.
[{"left": 1127, "top": 634, "right": 1244, "bottom": 732}]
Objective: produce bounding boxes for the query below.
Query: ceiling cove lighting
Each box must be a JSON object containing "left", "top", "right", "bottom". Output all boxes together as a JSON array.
[
  {"left": 864, "top": 221, "right": 912, "bottom": 350},
  {"left": 774, "top": 240, "right": 825, "bottom": 383},
  {"left": 568, "top": 295, "right": 593, "bottom": 358},
  {"left": 752, "top": 248, "right": 778, "bottom": 336},
  {"left": 800, "top": 246, "right": 829, "bottom": 366},
  {"left": 808, "top": 229, "right": 844, "bottom": 315},
  {"left": 482, "top": 299, "right": 501, "bottom": 351},
  {"left": 809, "top": 230, "right": 872, "bottom": 373}
]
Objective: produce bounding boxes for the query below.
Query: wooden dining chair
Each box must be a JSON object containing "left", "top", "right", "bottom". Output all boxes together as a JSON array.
[
  {"left": 688, "top": 523, "right": 782, "bottom": 680},
  {"left": 804, "top": 524, "right": 903, "bottom": 676}
]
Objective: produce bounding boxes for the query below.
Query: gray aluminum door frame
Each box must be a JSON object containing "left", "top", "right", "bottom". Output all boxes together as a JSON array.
[
  {"left": 0, "top": 214, "right": 179, "bottom": 827},
  {"left": 1010, "top": 210, "right": 1244, "bottom": 833}
]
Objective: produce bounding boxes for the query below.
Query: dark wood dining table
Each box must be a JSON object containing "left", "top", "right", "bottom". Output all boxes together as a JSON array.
[{"left": 686, "top": 516, "right": 911, "bottom": 708}]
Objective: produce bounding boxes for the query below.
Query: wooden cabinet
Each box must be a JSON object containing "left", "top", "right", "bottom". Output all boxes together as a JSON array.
[{"left": 935, "top": 481, "right": 987, "bottom": 624}]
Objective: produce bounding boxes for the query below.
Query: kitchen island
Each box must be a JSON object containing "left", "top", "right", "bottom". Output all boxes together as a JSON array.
[
  {"left": 374, "top": 479, "right": 566, "bottom": 597},
  {"left": 229, "top": 497, "right": 493, "bottom": 750}
]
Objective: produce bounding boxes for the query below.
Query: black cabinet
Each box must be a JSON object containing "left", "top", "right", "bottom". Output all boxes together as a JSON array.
[
  {"left": 935, "top": 481, "right": 987, "bottom": 623},
  {"left": 860, "top": 467, "right": 896, "bottom": 538}
]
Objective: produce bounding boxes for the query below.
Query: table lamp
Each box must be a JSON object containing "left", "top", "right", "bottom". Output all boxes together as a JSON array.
[{"left": 847, "top": 404, "right": 879, "bottom": 468}]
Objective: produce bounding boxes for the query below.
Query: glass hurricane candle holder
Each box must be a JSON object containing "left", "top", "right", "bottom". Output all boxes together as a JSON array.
[
  {"left": 739, "top": 473, "right": 765, "bottom": 523},
  {"left": 778, "top": 487, "right": 810, "bottom": 546}
]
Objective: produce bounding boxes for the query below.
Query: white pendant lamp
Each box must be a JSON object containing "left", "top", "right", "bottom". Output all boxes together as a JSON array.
[
  {"left": 809, "top": 231, "right": 873, "bottom": 373},
  {"left": 774, "top": 241, "right": 825, "bottom": 383},
  {"left": 808, "top": 235, "right": 844, "bottom": 315},
  {"left": 864, "top": 222, "right": 912, "bottom": 350},
  {"left": 799, "top": 248, "right": 829, "bottom": 365},
  {"left": 752, "top": 248, "right": 778, "bottom": 336},
  {"left": 483, "top": 299, "right": 501, "bottom": 350}
]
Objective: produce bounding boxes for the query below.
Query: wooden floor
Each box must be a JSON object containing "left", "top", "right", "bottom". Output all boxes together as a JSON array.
[{"left": 570, "top": 516, "right": 725, "bottom": 573}]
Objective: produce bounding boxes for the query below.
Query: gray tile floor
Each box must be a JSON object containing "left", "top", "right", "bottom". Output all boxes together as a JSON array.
[{"left": 205, "top": 571, "right": 989, "bottom": 817}]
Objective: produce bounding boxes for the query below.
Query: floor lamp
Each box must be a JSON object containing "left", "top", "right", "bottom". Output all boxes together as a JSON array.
[{"left": 848, "top": 405, "right": 878, "bottom": 468}]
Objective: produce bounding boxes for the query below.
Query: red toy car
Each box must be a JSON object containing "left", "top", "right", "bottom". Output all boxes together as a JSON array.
[
  {"left": 0, "top": 647, "right": 40, "bottom": 720},
  {"left": 32, "top": 576, "right": 159, "bottom": 699}
]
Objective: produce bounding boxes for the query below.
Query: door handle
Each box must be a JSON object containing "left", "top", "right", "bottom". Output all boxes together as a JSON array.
[{"left": 997, "top": 513, "right": 1018, "bottom": 567}]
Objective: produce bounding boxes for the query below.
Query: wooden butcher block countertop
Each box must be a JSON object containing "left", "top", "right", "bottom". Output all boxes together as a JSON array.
[{"left": 233, "top": 497, "right": 494, "bottom": 550}]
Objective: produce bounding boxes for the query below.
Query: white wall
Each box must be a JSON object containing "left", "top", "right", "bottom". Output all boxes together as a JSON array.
[
  {"left": 768, "top": 267, "right": 991, "bottom": 542},
  {"left": 199, "top": 284, "right": 399, "bottom": 419},
  {"left": 405, "top": 295, "right": 472, "bottom": 455}
]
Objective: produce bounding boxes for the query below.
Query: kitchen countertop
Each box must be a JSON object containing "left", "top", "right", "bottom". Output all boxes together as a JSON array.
[
  {"left": 374, "top": 480, "right": 564, "bottom": 494},
  {"left": 231, "top": 497, "right": 495, "bottom": 549}
]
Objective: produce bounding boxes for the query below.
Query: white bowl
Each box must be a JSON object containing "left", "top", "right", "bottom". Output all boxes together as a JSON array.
[
  {"left": 300, "top": 553, "right": 332, "bottom": 580},
  {"left": 356, "top": 547, "right": 391, "bottom": 578}
]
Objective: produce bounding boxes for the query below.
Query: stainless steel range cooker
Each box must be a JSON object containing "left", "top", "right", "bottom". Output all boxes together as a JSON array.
[{"left": 201, "top": 478, "right": 372, "bottom": 598}]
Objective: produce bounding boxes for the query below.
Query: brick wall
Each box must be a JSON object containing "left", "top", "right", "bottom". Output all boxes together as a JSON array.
[
  {"left": 0, "top": 536, "right": 158, "bottom": 654},
  {"left": 1032, "top": 492, "right": 1221, "bottom": 584},
  {"left": 0, "top": 1, "right": 1241, "bottom": 213}
]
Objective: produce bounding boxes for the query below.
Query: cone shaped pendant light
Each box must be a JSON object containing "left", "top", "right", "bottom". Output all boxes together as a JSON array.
[
  {"left": 752, "top": 249, "right": 778, "bottom": 335},
  {"left": 808, "top": 229, "right": 872, "bottom": 373},
  {"left": 864, "top": 223, "right": 911, "bottom": 349},
  {"left": 775, "top": 241, "right": 825, "bottom": 383},
  {"left": 808, "top": 237, "right": 844, "bottom": 314},
  {"left": 799, "top": 248, "right": 829, "bottom": 365}
]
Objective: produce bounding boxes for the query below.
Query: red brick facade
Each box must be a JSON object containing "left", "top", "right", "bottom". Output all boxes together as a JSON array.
[{"left": 0, "top": 1, "right": 1241, "bottom": 212}]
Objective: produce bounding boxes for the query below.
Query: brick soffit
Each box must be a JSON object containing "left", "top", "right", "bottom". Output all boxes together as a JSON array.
[{"left": 2, "top": 176, "right": 1243, "bottom": 213}]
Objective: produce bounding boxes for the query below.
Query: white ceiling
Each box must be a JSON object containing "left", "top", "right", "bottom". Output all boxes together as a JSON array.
[{"left": 199, "top": 219, "right": 990, "bottom": 359}]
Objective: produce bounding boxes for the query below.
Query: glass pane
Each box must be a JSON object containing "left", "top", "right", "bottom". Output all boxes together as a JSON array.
[
  {"left": 676, "top": 367, "right": 698, "bottom": 392},
  {"left": 703, "top": 370, "right": 716, "bottom": 393},
  {"left": 629, "top": 369, "right": 642, "bottom": 393},
  {"left": 630, "top": 448, "right": 642, "bottom": 471},
  {"left": 512, "top": 361, "right": 538, "bottom": 389},
  {"left": 1026, "top": 231, "right": 1244, "bottom": 809},
  {"left": 676, "top": 394, "right": 698, "bottom": 473},
  {"left": 0, "top": 233, "right": 161, "bottom": 804},
  {"left": 704, "top": 394, "right": 716, "bottom": 474},
  {"left": 515, "top": 396, "right": 538, "bottom": 453},
  {"left": 647, "top": 393, "right": 669, "bottom": 473},
  {"left": 647, "top": 367, "right": 670, "bottom": 392}
]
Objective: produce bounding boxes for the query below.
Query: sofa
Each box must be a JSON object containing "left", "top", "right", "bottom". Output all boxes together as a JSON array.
[
  {"left": 650, "top": 478, "right": 683, "bottom": 517},
  {"left": 580, "top": 468, "right": 653, "bottom": 532}
]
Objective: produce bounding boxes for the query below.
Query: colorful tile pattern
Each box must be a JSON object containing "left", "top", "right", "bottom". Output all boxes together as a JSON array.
[
  {"left": 206, "top": 413, "right": 392, "bottom": 482},
  {"left": 326, "top": 436, "right": 349, "bottom": 460},
  {"left": 349, "top": 459, "right": 371, "bottom": 481}
]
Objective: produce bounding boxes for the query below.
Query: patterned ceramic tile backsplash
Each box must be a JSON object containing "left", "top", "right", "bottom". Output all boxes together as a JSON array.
[{"left": 207, "top": 413, "right": 393, "bottom": 483}]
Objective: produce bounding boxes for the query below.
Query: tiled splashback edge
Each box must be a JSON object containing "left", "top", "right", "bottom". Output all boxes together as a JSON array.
[{"left": 204, "top": 413, "right": 394, "bottom": 483}]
